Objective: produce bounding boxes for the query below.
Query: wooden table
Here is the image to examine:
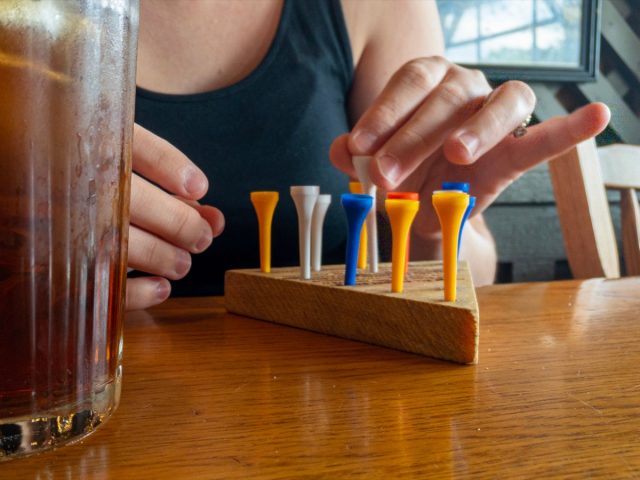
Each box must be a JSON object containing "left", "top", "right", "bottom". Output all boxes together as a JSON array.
[{"left": 6, "top": 278, "right": 640, "bottom": 478}]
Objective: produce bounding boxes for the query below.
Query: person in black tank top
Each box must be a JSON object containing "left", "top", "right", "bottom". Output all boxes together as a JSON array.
[
  {"left": 128, "top": 1, "right": 610, "bottom": 309},
  {"left": 136, "top": 1, "right": 352, "bottom": 296}
]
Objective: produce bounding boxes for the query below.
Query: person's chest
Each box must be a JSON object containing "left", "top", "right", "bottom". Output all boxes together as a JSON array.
[
  {"left": 136, "top": 0, "right": 367, "bottom": 96},
  {"left": 136, "top": 0, "right": 284, "bottom": 94}
]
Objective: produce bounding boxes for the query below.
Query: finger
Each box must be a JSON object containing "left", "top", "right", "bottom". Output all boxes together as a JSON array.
[
  {"left": 133, "top": 123, "right": 208, "bottom": 200},
  {"left": 192, "top": 204, "right": 226, "bottom": 238},
  {"left": 329, "top": 133, "right": 356, "bottom": 178},
  {"left": 131, "top": 174, "right": 214, "bottom": 253},
  {"left": 443, "top": 80, "right": 536, "bottom": 165},
  {"left": 369, "top": 69, "right": 491, "bottom": 189},
  {"left": 348, "top": 57, "right": 450, "bottom": 154},
  {"left": 128, "top": 225, "right": 192, "bottom": 280},
  {"left": 126, "top": 277, "right": 171, "bottom": 311},
  {"left": 177, "top": 198, "right": 226, "bottom": 239},
  {"left": 479, "top": 102, "right": 611, "bottom": 182}
]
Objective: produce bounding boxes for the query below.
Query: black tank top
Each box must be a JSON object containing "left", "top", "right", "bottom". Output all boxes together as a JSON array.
[{"left": 135, "top": 0, "right": 353, "bottom": 296}]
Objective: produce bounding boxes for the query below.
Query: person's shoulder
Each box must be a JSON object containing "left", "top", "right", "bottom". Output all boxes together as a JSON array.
[
  {"left": 341, "top": 0, "right": 443, "bottom": 66},
  {"left": 341, "top": 0, "right": 438, "bottom": 23}
]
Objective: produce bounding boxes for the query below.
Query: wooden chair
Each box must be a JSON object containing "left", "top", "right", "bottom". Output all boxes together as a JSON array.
[{"left": 549, "top": 139, "right": 640, "bottom": 278}]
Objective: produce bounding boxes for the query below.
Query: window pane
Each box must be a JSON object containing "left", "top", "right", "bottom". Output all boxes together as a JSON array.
[
  {"left": 480, "top": 0, "right": 532, "bottom": 37},
  {"left": 438, "top": 0, "right": 584, "bottom": 68},
  {"left": 480, "top": 31, "right": 534, "bottom": 65}
]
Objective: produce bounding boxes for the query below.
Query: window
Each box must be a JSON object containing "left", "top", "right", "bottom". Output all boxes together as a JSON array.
[{"left": 437, "top": 0, "right": 601, "bottom": 82}]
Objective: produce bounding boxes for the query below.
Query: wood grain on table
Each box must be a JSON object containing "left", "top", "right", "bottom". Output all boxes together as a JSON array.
[{"left": 5, "top": 278, "right": 640, "bottom": 479}]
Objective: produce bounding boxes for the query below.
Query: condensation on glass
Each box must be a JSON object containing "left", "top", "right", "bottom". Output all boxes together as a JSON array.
[{"left": 0, "top": 0, "right": 139, "bottom": 459}]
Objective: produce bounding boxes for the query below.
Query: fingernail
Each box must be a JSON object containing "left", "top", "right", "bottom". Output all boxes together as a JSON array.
[
  {"left": 457, "top": 132, "right": 479, "bottom": 158},
  {"left": 175, "top": 250, "right": 192, "bottom": 277},
  {"left": 211, "top": 210, "right": 225, "bottom": 238},
  {"left": 352, "top": 130, "right": 377, "bottom": 153},
  {"left": 376, "top": 154, "right": 401, "bottom": 185},
  {"left": 195, "top": 226, "right": 213, "bottom": 252},
  {"left": 183, "top": 167, "right": 208, "bottom": 196},
  {"left": 156, "top": 279, "right": 171, "bottom": 301}
]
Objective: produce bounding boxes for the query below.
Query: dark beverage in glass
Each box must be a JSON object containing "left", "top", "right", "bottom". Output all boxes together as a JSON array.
[{"left": 0, "top": 0, "right": 139, "bottom": 459}]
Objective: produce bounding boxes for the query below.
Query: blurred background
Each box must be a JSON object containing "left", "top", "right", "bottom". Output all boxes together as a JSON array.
[
  {"left": 440, "top": 0, "right": 584, "bottom": 70},
  {"left": 437, "top": 0, "right": 640, "bottom": 282}
]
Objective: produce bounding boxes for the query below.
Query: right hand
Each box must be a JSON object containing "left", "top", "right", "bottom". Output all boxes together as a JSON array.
[{"left": 126, "top": 124, "right": 225, "bottom": 310}]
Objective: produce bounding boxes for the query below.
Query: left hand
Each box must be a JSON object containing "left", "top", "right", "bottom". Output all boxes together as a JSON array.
[{"left": 330, "top": 56, "right": 610, "bottom": 240}]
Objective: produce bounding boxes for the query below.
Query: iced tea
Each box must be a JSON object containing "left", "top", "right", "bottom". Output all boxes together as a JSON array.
[{"left": 0, "top": 0, "right": 138, "bottom": 459}]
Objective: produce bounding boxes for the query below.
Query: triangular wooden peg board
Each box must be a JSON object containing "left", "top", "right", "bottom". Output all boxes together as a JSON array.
[{"left": 225, "top": 261, "right": 479, "bottom": 364}]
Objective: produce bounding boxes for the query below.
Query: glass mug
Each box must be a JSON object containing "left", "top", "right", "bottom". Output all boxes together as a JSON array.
[{"left": 0, "top": 0, "right": 139, "bottom": 459}]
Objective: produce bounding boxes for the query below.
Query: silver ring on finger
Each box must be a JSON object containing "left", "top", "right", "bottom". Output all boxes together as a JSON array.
[{"left": 512, "top": 114, "right": 532, "bottom": 138}]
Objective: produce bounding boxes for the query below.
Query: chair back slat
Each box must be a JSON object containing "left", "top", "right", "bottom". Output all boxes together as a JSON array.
[
  {"left": 621, "top": 188, "right": 640, "bottom": 276},
  {"left": 598, "top": 144, "right": 640, "bottom": 190},
  {"left": 549, "top": 138, "right": 620, "bottom": 279}
]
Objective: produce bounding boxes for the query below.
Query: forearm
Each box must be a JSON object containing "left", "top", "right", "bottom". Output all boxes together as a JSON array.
[{"left": 410, "top": 214, "right": 497, "bottom": 286}]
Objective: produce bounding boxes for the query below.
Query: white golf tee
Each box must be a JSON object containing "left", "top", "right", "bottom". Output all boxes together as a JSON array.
[
  {"left": 311, "top": 194, "right": 331, "bottom": 272},
  {"left": 290, "top": 185, "right": 320, "bottom": 279},
  {"left": 352, "top": 156, "right": 379, "bottom": 273}
]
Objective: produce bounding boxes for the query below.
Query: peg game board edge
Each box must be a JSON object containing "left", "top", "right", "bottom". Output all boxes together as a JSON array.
[{"left": 224, "top": 260, "right": 480, "bottom": 364}]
